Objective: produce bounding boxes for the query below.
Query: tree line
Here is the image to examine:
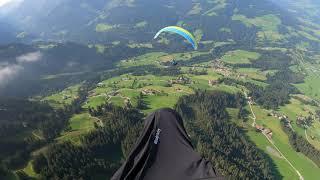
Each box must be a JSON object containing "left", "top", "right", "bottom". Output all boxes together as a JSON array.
[
  {"left": 32, "top": 104, "right": 143, "bottom": 179},
  {"left": 220, "top": 68, "right": 302, "bottom": 109},
  {"left": 31, "top": 90, "right": 279, "bottom": 179},
  {"left": 281, "top": 119, "right": 320, "bottom": 167},
  {"left": 175, "top": 90, "right": 280, "bottom": 179},
  {"left": 0, "top": 81, "right": 93, "bottom": 175}
]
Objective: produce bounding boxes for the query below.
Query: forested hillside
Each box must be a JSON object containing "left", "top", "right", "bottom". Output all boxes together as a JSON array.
[{"left": 1, "top": 0, "right": 320, "bottom": 179}]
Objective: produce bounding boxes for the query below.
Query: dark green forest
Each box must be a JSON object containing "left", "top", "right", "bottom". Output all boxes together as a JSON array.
[
  {"left": 176, "top": 91, "right": 280, "bottom": 179},
  {"left": 1, "top": 0, "right": 320, "bottom": 179},
  {"left": 8, "top": 91, "right": 281, "bottom": 179}
]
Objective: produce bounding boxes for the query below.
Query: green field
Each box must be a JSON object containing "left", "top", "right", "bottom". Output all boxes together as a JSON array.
[
  {"left": 83, "top": 95, "right": 107, "bottom": 109},
  {"left": 24, "top": 46, "right": 320, "bottom": 180},
  {"left": 43, "top": 84, "right": 81, "bottom": 108},
  {"left": 21, "top": 113, "right": 96, "bottom": 177},
  {"left": 247, "top": 105, "right": 320, "bottom": 179},
  {"left": 95, "top": 23, "right": 116, "bottom": 32},
  {"left": 7, "top": 0, "right": 320, "bottom": 179},
  {"left": 246, "top": 131, "right": 298, "bottom": 179},
  {"left": 127, "top": 43, "right": 153, "bottom": 48},
  {"left": 236, "top": 68, "right": 267, "bottom": 81},
  {"left": 220, "top": 50, "right": 261, "bottom": 64},
  {"left": 232, "top": 14, "right": 283, "bottom": 42},
  {"left": 295, "top": 73, "right": 320, "bottom": 101},
  {"left": 21, "top": 161, "right": 38, "bottom": 179},
  {"left": 117, "top": 52, "right": 166, "bottom": 68},
  {"left": 307, "top": 120, "right": 320, "bottom": 150},
  {"left": 279, "top": 98, "right": 320, "bottom": 149},
  {"left": 293, "top": 60, "right": 320, "bottom": 93},
  {"left": 117, "top": 51, "right": 210, "bottom": 68},
  {"left": 82, "top": 66, "right": 240, "bottom": 113},
  {"left": 57, "top": 113, "right": 95, "bottom": 144},
  {"left": 134, "top": 21, "right": 148, "bottom": 28}
]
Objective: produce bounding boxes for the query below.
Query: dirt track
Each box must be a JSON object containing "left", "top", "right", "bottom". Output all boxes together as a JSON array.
[{"left": 244, "top": 91, "right": 304, "bottom": 180}]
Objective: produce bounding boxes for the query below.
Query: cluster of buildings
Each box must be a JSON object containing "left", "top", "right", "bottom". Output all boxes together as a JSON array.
[
  {"left": 208, "top": 79, "right": 219, "bottom": 86},
  {"left": 169, "top": 76, "right": 191, "bottom": 85},
  {"left": 211, "top": 60, "right": 232, "bottom": 77},
  {"left": 255, "top": 124, "right": 273, "bottom": 139},
  {"left": 211, "top": 60, "right": 249, "bottom": 80},
  {"left": 141, "top": 89, "right": 161, "bottom": 95},
  {"left": 268, "top": 111, "right": 288, "bottom": 121}
]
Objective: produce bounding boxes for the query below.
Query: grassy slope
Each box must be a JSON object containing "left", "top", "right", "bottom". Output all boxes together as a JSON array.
[
  {"left": 236, "top": 68, "right": 267, "bottom": 81},
  {"left": 250, "top": 105, "right": 320, "bottom": 179},
  {"left": 228, "top": 108, "right": 298, "bottom": 179},
  {"left": 33, "top": 47, "right": 320, "bottom": 179},
  {"left": 295, "top": 73, "right": 320, "bottom": 101},
  {"left": 21, "top": 161, "right": 38, "bottom": 179},
  {"left": 43, "top": 84, "right": 81, "bottom": 108},
  {"left": 57, "top": 113, "right": 95, "bottom": 144},
  {"left": 232, "top": 14, "right": 282, "bottom": 42},
  {"left": 220, "top": 50, "right": 260, "bottom": 64},
  {"left": 279, "top": 98, "right": 320, "bottom": 150}
]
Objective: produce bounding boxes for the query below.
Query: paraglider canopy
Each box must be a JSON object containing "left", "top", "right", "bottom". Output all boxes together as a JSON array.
[{"left": 154, "top": 26, "right": 198, "bottom": 50}]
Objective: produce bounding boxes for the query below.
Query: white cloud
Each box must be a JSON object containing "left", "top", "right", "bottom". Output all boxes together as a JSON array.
[
  {"left": 0, "top": 0, "right": 23, "bottom": 14},
  {"left": 16, "top": 51, "right": 43, "bottom": 63},
  {"left": 0, "top": 51, "right": 43, "bottom": 87},
  {"left": 0, "top": 0, "right": 14, "bottom": 7},
  {"left": 0, "top": 64, "right": 23, "bottom": 87}
]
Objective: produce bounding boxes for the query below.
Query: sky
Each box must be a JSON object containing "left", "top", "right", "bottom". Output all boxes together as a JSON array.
[{"left": 0, "top": 0, "right": 13, "bottom": 7}]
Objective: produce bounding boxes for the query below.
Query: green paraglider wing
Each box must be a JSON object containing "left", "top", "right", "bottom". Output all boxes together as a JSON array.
[{"left": 154, "top": 26, "right": 198, "bottom": 50}]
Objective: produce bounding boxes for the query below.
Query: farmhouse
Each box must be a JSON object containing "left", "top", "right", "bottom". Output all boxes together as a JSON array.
[
  {"left": 170, "top": 76, "right": 191, "bottom": 85},
  {"left": 97, "top": 83, "right": 105, "bottom": 87},
  {"left": 88, "top": 91, "right": 97, "bottom": 97},
  {"left": 108, "top": 91, "right": 119, "bottom": 96},
  {"left": 265, "top": 130, "right": 273, "bottom": 139},
  {"left": 255, "top": 124, "right": 264, "bottom": 131},
  {"left": 208, "top": 80, "right": 219, "bottom": 86},
  {"left": 141, "top": 89, "right": 161, "bottom": 95},
  {"left": 121, "top": 77, "right": 130, "bottom": 81},
  {"left": 255, "top": 124, "right": 273, "bottom": 138}
]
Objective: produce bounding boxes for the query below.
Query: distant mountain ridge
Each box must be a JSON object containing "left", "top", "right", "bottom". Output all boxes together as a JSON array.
[
  {"left": 0, "top": 0, "right": 318, "bottom": 51},
  {"left": 270, "top": 0, "right": 320, "bottom": 19},
  {"left": 1, "top": 0, "right": 320, "bottom": 96}
]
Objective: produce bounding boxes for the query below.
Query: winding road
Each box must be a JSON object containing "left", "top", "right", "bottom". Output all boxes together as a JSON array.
[
  {"left": 244, "top": 91, "right": 304, "bottom": 180},
  {"left": 305, "top": 129, "right": 310, "bottom": 142}
]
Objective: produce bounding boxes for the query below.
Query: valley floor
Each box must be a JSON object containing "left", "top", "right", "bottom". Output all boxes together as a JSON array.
[{"left": 17, "top": 49, "right": 320, "bottom": 179}]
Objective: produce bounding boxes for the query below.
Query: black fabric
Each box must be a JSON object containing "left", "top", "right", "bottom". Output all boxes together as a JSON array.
[{"left": 111, "top": 108, "right": 223, "bottom": 180}]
